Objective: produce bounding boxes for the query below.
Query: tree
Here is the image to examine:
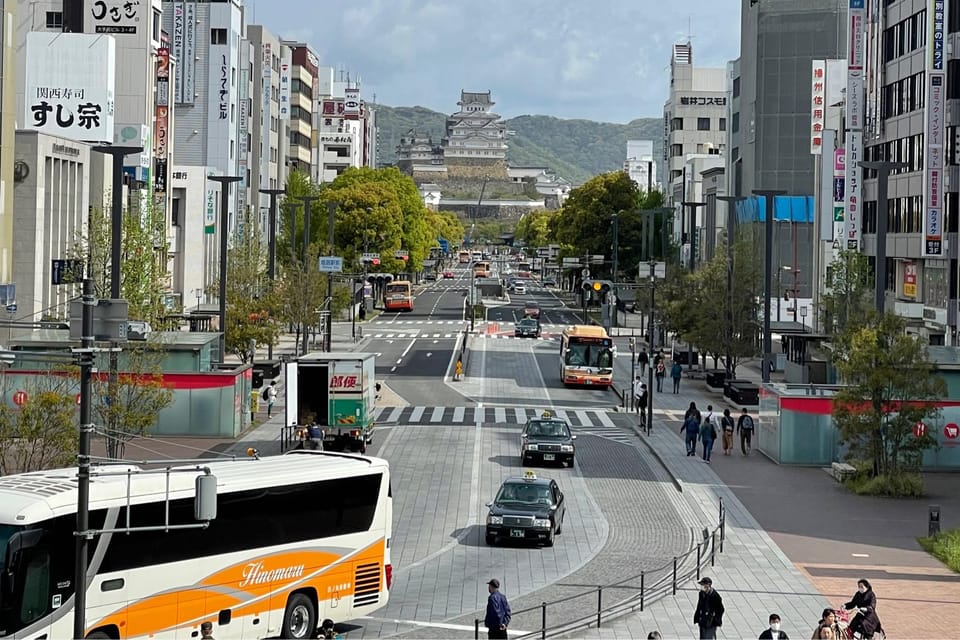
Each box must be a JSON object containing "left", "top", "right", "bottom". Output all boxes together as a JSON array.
[
  {"left": 514, "top": 210, "right": 554, "bottom": 247},
  {"left": 820, "top": 250, "right": 874, "bottom": 340},
  {"left": 94, "top": 344, "right": 175, "bottom": 460},
  {"left": 686, "top": 236, "right": 762, "bottom": 375},
  {"left": 274, "top": 244, "right": 328, "bottom": 356},
  {"left": 426, "top": 210, "right": 465, "bottom": 247},
  {"left": 73, "top": 200, "right": 169, "bottom": 324},
  {"left": 0, "top": 372, "right": 76, "bottom": 474},
  {"left": 832, "top": 313, "right": 945, "bottom": 487},
  {"left": 222, "top": 208, "right": 280, "bottom": 363},
  {"left": 278, "top": 169, "right": 323, "bottom": 269}
]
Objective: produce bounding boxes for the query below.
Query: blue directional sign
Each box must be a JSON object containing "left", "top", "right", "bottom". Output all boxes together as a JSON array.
[{"left": 318, "top": 256, "right": 343, "bottom": 273}]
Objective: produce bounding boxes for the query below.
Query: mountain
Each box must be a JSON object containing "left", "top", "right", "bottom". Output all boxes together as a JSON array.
[{"left": 373, "top": 104, "right": 662, "bottom": 185}]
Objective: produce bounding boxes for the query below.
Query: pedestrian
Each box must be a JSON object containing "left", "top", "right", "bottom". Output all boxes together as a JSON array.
[
  {"left": 638, "top": 349, "right": 649, "bottom": 376},
  {"left": 720, "top": 408, "right": 735, "bottom": 455},
  {"left": 811, "top": 608, "right": 842, "bottom": 640},
  {"left": 485, "top": 578, "right": 511, "bottom": 639},
  {"left": 655, "top": 360, "right": 666, "bottom": 392},
  {"left": 737, "top": 407, "right": 755, "bottom": 455},
  {"left": 636, "top": 383, "right": 648, "bottom": 427},
  {"left": 681, "top": 402, "right": 701, "bottom": 456},
  {"left": 693, "top": 576, "right": 724, "bottom": 639},
  {"left": 653, "top": 349, "right": 664, "bottom": 368},
  {"left": 632, "top": 376, "right": 644, "bottom": 412},
  {"left": 359, "top": 304, "right": 366, "bottom": 321},
  {"left": 670, "top": 360, "right": 683, "bottom": 394},
  {"left": 759, "top": 613, "right": 790, "bottom": 639},
  {"left": 647, "top": 633, "right": 663, "bottom": 640},
  {"left": 262, "top": 380, "right": 277, "bottom": 417},
  {"left": 200, "top": 622, "right": 215, "bottom": 639},
  {"left": 699, "top": 413, "right": 717, "bottom": 463},
  {"left": 842, "top": 579, "right": 883, "bottom": 640}
]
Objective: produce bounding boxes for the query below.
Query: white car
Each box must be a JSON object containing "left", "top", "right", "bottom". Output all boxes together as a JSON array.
[{"left": 513, "top": 284, "right": 527, "bottom": 295}]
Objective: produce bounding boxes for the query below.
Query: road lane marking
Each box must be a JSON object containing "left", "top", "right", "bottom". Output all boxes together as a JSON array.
[
  {"left": 453, "top": 406, "right": 465, "bottom": 422},
  {"left": 596, "top": 411, "right": 617, "bottom": 428},
  {"left": 430, "top": 407, "right": 445, "bottom": 422},
  {"left": 409, "top": 406, "right": 425, "bottom": 421},
  {"left": 387, "top": 407, "right": 403, "bottom": 423},
  {"left": 514, "top": 407, "right": 527, "bottom": 423},
  {"left": 494, "top": 407, "right": 507, "bottom": 422}
]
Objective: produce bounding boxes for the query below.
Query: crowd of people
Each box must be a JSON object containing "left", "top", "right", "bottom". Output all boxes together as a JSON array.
[{"left": 677, "top": 401, "right": 755, "bottom": 463}]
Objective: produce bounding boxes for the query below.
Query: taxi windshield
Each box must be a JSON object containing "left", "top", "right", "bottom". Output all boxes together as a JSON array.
[
  {"left": 526, "top": 420, "right": 570, "bottom": 438},
  {"left": 496, "top": 483, "right": 553, "bottom": 506}
]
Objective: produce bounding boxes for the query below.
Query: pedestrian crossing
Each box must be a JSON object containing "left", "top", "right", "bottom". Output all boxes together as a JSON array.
[
  {"left": 367, "top": 332, "right": 460, "bottom": 339},
  {"left": 371, "top": 319, "right": 466, "bottom": 325},
  {"left": 482, "top": 333, "right": 561, "bottom": 342},
  {"left": 372, "top": 406, "right": 638, "bottom": 445}
]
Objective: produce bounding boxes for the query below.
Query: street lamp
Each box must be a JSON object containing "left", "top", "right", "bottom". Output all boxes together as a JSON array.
[
  {"left": 324, "top": 200, "right": 338, "bottom": 352},
  {"left": 91, "top": 145, "right": 144, "bottom": 298},
  {"left": 192, "top": 288, "right": 203, "bottom": 311},
  {"left": 208, "top": 174, "right": 243, "bottom": 363},
  {"left": 612, "top": 211, "right": 620, "bottom": 328},
  {"left": 753, "top": 189, "right": 788, "bottom": 384},
  {"left": 680, "top": 201, "right": 706, "bottom": 272},
  {"left": 716, "top": 195, "right": 747, "bottom": 380},
  {"left": 860, "top": 161, "right": 908, "bottom": 315},
  {"left": 259, "top": 187, "right": 286, "bottom": 281}
]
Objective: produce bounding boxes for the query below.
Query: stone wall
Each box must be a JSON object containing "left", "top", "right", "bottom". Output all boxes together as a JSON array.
[
  {"left": 444, "top": 157, "right": 509, "bottom": 180},
  {"left": 437, "top": 202, "right": 543, "bottom": 220}
]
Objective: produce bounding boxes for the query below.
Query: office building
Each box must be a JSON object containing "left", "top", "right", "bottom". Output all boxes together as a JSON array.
[
  {"left": 164, "top": 0, "right": 245, "bottom": 308},
  {"left": 0, "top": 0, "right": 14, "bottom": 309},
  {"left": 281, "top": 40, "right": 318, "bottom": 175},
  {"left": 624, "top": 140, "right": 658, "bottom": 192},
  {"left": 315, "top": 66, "right": 377, "bottom": 183},
  {"left": 859, "top": 0, "right": 956, "bottom": 344}
]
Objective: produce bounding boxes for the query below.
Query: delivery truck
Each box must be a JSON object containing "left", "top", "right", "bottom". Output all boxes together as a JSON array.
[{"left": 284, "top": 352, "right": 377, "bottom": 452}]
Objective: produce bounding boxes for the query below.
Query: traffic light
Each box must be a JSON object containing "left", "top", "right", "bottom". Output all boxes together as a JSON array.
[
  {"left": 581, "top": 280, "right": 612, "bottom": 295},
  {"left": 372, "top": 258, "right": 380, "bottom": 266}
]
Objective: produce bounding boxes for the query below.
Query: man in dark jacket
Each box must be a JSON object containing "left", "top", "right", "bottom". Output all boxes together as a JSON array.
[
  {"left": 681, "top": 414, "right": 700, "bottom": 456},
  {"left": 758, "top": 613, "right": 789, "bottom": 639},
  {"left": 693, "top": 577, "right": 724, "bottom": 639},
  {"left": 485, "top": 578, "right": 511, "bottom": 639}
]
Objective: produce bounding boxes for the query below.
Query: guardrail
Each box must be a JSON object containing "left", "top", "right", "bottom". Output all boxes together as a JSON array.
[{"left": 474, "top": 499, "right": 726, "bottom": 639}]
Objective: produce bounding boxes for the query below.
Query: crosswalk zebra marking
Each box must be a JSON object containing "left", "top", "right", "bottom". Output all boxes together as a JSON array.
[
  {"left": 430, "top": 407, "right": 445, "bottom": 423},
  {"left": 386, "top": 407, "right": 404, "bottom": 423},
  {"left": 494, "top": 407, "right": 507, "bottom": 423},
  {"left": 514, "top": 407, "right": 526, "bottom": 423},
  {"left": 410, "top": 406, "right": 426, "bottom": 422},
  {"left": 453, "top": 406, "right": 466, "bottom": 422}
]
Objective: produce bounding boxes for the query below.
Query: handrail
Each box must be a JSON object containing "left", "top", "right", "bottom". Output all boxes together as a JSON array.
[{"left": 475, "top": 499, "right": 726, "bottom": 639}]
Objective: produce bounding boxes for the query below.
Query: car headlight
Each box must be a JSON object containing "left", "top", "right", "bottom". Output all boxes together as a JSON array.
[
  {"left": 524, "top": 443, "right": 538, "bottom": 451},
  {"left": 534, "top": 518, "right": 552, "bottom": 528},
  {"left": 487, "top": 515, "right": 503, "bottom": 525},
  {"left": 560, "top": 445, "right": 574, "bottom": 452}
]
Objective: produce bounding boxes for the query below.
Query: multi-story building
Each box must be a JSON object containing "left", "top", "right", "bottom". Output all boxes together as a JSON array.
[
  {"left": 858, "top": 0, "right": 956, "bottom": 344},
  {"left": 0, "top": 0, "right": 14, "bottom": 310},
  {"left": 624, "top": 140, "right": 658, "bottom": 192},
  {"left": 314, "top": 67, "right": 376, "bottom": 184},
  {"left": 281, "top": 41, "right": 318, "bottom": 175},
  {"left": 246, "top": 25, "right": 287, "bottom": 231},
  {"left": 164, "top": 0, "right": 244, "bottom": 308}
]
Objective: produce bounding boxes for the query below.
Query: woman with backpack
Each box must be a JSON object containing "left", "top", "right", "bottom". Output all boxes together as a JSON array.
[
  {"left": 262, "top": 381, "right": 277, "bottom": 417},
  {"left": 720, "top": 409, "right": 735, "bottom": 455}
]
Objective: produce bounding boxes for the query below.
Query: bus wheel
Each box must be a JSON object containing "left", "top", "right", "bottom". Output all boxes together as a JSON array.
[
  {"left": 281, "top": 593, "right": 317, "bottom": 639},
  {"left": 86, "top": 632, "right": 112, "bottom": 640}
]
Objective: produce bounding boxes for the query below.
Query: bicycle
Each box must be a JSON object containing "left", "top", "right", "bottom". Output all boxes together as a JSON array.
[{"left": 835, "top": 606, "right": 886, "bottom": 640}]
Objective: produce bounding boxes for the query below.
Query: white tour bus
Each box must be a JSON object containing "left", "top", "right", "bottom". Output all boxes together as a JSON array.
[{"left": 0, "top": 450, "right": 393, "bottom": 639}]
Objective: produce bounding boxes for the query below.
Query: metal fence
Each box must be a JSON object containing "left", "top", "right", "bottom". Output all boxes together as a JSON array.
[{"left": 474, "top": 500, "right": 727, "bottom": 639}]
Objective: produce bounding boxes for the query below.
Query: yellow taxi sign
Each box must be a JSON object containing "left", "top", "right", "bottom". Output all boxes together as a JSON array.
[
  {"left": 541, "top": 410, "right": 553, "bottom": 418},
  {"left": 592, "top": 281, "right": 602, "bottom": 291},
  {"left": 523, "top": 471, "right": 538, "bottom": 480}
]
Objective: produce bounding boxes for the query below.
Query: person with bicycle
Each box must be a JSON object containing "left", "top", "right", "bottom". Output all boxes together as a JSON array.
[
  {"left": 811, "top": 608, "right": 843, "bottom": 639},
  {"left": 842, "top": 579, "right": 883, "bottom": 639}
]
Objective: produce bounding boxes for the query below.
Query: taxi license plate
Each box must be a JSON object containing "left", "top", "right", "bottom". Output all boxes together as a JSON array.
[
  {"left": 543, "top": 454, "right": 555, "bottom": 461},
  {"left": 585, "top": 379, "right": 593, "bottom": 385},
  {"left": 510, "top": 529, "right": 525, "bottom": 538}
]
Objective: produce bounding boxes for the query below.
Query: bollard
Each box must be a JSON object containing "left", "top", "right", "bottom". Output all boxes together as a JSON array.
[
  {"left": 696, "top": 543, "right": 702, "bottom": 580},
  {"left": 640, "top": 571, "right": 645, "bottom": 611},
  {"left": 541, "top": 602, "right": 547, "bottom": 640},
  {"left": 929, "top": 505, "right": 942, "bottom": 537},
  {"left": 711, "top": 531, "right": 716, "bottom": 566},
  {"left": 474, "top": 619, "right": 479, "bottom": 640},
  {"left": 672, "top": 556, "right": 678, "bottom": 595},
  {"left": 597, "top": 586, "right": 603, "bottom": 628}
]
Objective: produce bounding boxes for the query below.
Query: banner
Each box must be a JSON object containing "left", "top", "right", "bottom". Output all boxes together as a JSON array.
[
  {"left": 811, "top": 60, "right": 826, "bottom": 154},
  {"left": 172, "top": 3, "right": 185, "bottom": 103},
  {"left": 923, "top": 0, "right": 947, "bottom": 256},
  {"left": 845, "top": 0, "right": 865, "bottom": 251},
  {"left": 279, "top": 50, "right": 291, "bottom": 120},
  {"left": 833, "top": 147, "right": 846, "bottom": 246},
  {"left": 903, "top": 262, "right": 917, "bottom": 299},
  {"left": 182, "top": 1, "right": 197, "bottom": 104},
  {"left": 205, "top": 189, "right": 216, "bottom": 234}
]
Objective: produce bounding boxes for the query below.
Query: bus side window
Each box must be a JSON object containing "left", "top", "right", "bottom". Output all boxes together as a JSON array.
[{"left": 19, "top": 551, "right": 51, "bottom": 626}]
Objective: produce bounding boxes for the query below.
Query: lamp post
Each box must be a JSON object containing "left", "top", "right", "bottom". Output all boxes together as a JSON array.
[
  {"left": 192, "top": 288, "right": 203, "bottom": 311},
  {"left": 753, "top": 189, "right": 787, "bottom": 383},
  {"left": 680, "top": 201, "right": 706, "bottom": 272},
  {"left": 208, "top": 174, "right": 243, "bottom": 363},
  {"left": 325, "top": 200, "right": 338, "bottom": 352},
  {"left": 716, "top": 195, "right": 746, "bottom": 380},
  {"left": 91, "top": 145, "right": 144, "bottom": 297},
  {"left": 612, "top": 211, "right": 620, "bottom": 328},
  {"left": 297, "top": 195, "right": 319, "bottom": 263},
  {"left": 860, "top": 161, "right": 908, "bottom": 315},
  {"left": 259, "top": 187, "right": 286, "bottom": 281}
]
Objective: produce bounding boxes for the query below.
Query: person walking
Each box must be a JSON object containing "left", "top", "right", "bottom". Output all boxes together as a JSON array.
[
  {"left": 693, "top": 576, "right": 724, "bottom": 639},
  {"left": 485, "top": 578, "right": 511, "bottom": 639},
  {"left": 720, "top": 409, "right": 736, "bottom": 455},
  {"left": 263, "top": 380, "right": 277, "bottom": 418},
  {"left": 636, "top": 382, "right": 648, "bottom": 427},
  {"left": 638, "top": 349, "right": 649, "bottom": 376},
  {"left": 842, "top": 579, "right": 882, "bottom": 640},
  {"left": 811, "top": 608, "right": 842, "bottom": 640},
  {"left": 632, "top": 376, "right": 644, "bottom": 412},
  {"left": 670, "top": 361, "right": 683, "bottom": 394},
  {"left": 700, "top": 414, "right": 717, "bottom": 463},
  {"left": 681, "top": 402, "right": 701, "bottom": 456},
  {"left": 655, "top": 360, "right": 666, "bottom": 392},
  {"left": 200, "top": 622, "right": 215, "bottom": 639},
  {"left": 737, "top": 407, "right": 755, "bottom": 455},
  {"left": 759, "top": 613, "right": 790, "bottom": 639}
]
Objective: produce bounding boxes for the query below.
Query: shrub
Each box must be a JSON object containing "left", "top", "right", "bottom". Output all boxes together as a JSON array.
[
  {"left": 844, "top": 472, "right": 925, "bottom": 497},
  {"left": 918, "top": 529, "right": 960, "bottom": 573}
]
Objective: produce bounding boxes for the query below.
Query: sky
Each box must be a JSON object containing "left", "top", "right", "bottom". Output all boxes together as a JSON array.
[{"left": 258, "top": 0, "right": 742, "bottom": 123}]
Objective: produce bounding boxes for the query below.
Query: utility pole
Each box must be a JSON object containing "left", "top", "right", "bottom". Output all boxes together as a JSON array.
[
  {"left": 325, "top": 200, "right": 338, "bottom": 352},
  {"left": 612, "top": 211, "right": 620, "bottom": 328},
  {"left": 860, "top": 161, "right": 907, "bottom": 315},
  {"left": 717, "top": 195, "right": 746, "bottom": 380},
  {"left": 753, "top": 189, "right": 787, "bottom": 383},
  {"left": 208, "top": 175, "right": 243, "bottom": 363},
  {"left": 73, "top": 277, "right": 96, "bottom": 639}
]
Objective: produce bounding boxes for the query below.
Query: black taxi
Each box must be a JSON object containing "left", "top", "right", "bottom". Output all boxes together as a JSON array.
[
  {"left": 485, "top": 471, "right": 566, "bottom": 547},
  {"left": 520, "top": 411, "right": 577, "bottom": 466}
]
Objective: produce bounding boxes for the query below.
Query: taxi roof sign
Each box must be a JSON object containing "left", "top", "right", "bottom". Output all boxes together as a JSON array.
[
  {"left": 523, "top": 471, "right": 538, "bottom": 480},
  {"left": 541, "top": 410, "right": 553, "bottom": 418}
]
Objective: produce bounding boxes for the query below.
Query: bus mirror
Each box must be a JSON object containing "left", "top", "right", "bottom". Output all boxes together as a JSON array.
[{"left": 194, "top": 473, "right": 218, "bottom": 522}]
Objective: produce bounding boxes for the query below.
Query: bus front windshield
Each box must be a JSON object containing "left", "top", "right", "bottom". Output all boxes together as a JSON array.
[
  {"left": 564, "top": 341, "right": 613, "bottom": 369},
  {"left": 385, "top": 284, "right": 409, "bottom": 295}
]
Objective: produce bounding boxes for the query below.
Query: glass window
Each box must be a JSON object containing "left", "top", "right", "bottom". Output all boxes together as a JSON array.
[
  {"left": 211, "top": 28, "right": 227, "bottom": 45},
  {"left": 19, "top": 551, "right": 51, "bottom": 626},
  {"left": 719, "top": 118, "right": 727, "bottom": 131},
  {"left": 45, "top": 11, "right": 63, "bottom": 29},
  {"left": 152, "top": 9, "right": 161, "bottom": 42},
  {"left": 732, "top": 77, "right": 740, "bottom": 98},
  {"left": 697, "top": 117, "right": 710, "bottom": 131},
  {"left": 732, "top": 112, "right": 740, "bottom": 133},
  {"left": 670, "top": 117, "right": 683, "bottom": 131}
]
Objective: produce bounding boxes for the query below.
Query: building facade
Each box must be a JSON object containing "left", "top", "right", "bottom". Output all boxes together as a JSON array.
[
  {"left": 859, "top": 0, "right": 958, "bottom": 344},
  {"left": 624, "top": 139, "right": 658, "bottom": 192},
  {"left": 314, "top": 67, "right": 376, "bottom": 184},
  {"left": 12, "top": 131, "right": 91, "bottom": 323},
  {"left": 281, "top": 41, "right": 317, "bottom": 175},
  {"left": 0, "top": 0, "right": 14, "bottom": 309}
]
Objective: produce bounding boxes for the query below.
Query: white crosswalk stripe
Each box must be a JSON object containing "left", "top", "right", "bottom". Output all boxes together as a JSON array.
[{"left": 371, "top": 406, "right": 637, "bottom": 445}]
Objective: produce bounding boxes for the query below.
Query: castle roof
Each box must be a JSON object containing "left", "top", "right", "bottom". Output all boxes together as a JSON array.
[{"left": 459, "top": 90, "right": 494, "bottom": 107}]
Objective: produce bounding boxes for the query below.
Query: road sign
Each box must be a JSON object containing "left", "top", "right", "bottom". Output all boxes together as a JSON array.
[
  {"left": 914, "top": 421, "right": 927, "bottom": 438},
  {"left": 562, "top": 257, "right": 580, "bottom": 266},
  {"left": 5, "top": 303, "right": 16, "bottom": 313},
  {"left": 12, "top": 390, "right": 27, "bottom": 406},
  {"left": 394, "top": 250, "right": 409, "bottom": 258},
  {"left": 589, "top": 255, "right": 605, "bottom": 264},
  {"left": 640, "top": 261, "right": 667, "bottom": 279},
  {"left": 361, "top": 253, "right": 381, "bottom": 263},
  {"left": 318, "top": 256, "right": 343, "bottom": 273}
]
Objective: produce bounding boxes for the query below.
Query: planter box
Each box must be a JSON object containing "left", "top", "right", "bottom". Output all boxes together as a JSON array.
[
  {"left": 728, "top": 383, "right": 759, "bottom": 406},
  {"left": 705, "top": 370, "right": 728, "bottom": 389}
]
